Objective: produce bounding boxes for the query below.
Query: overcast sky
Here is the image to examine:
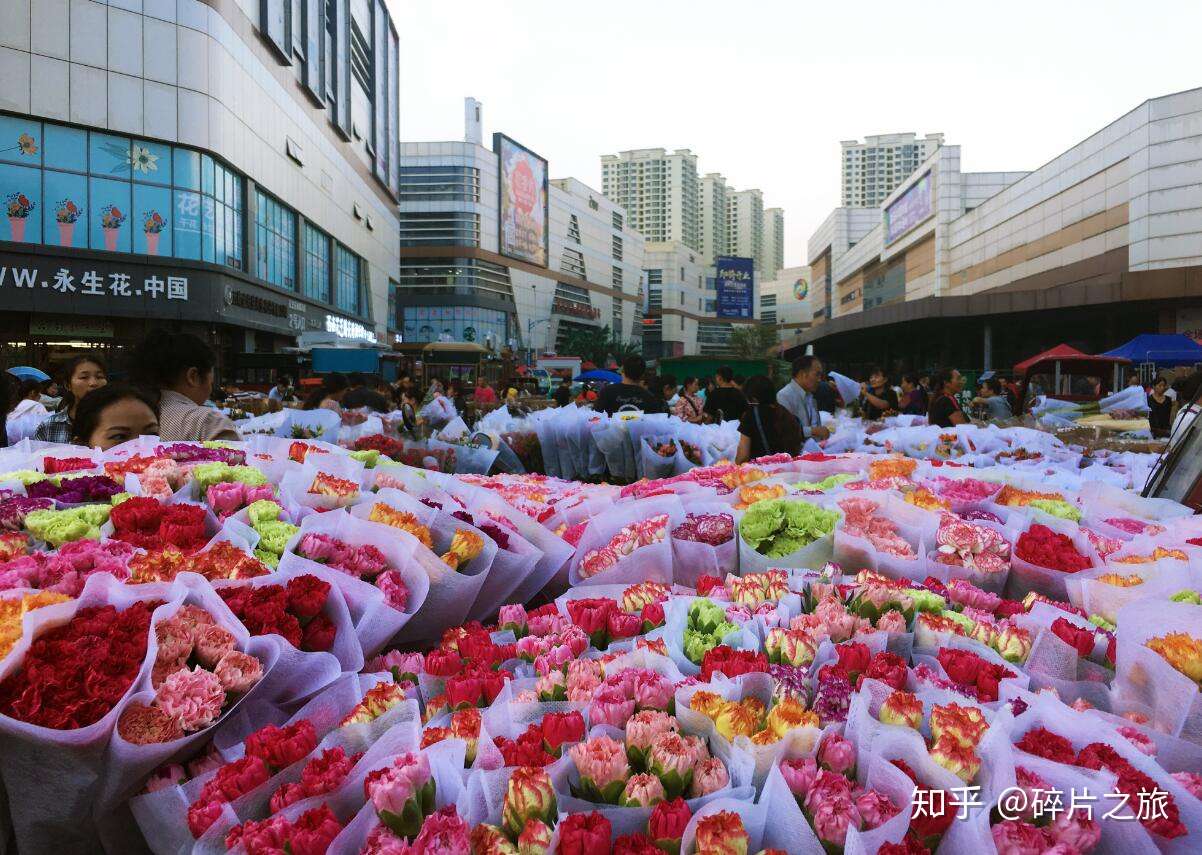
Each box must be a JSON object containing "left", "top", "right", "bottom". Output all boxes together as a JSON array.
[{"left": 392, "top": 0, "right": 1201, "bottom": 268}]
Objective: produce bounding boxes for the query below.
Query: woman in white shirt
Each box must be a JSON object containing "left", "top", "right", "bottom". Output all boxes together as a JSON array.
[{"left": 8, "top": 379, "right": 49, "bottom": 420}]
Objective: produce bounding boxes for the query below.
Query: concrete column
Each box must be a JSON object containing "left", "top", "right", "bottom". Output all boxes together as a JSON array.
[{"left": 983, "top": 323, "right": 993, "bottom": 370}]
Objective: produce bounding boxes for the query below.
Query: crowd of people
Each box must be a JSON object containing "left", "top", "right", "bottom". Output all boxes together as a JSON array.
[{"left": 7, "top": 332, "right": 1199, "bottom": 455}]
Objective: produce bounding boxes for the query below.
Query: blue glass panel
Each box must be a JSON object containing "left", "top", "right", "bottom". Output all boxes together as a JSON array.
[
  {"left": 89, "top": 132, "right": 131, "bottom": 178},
  {"left": 174, "top": 148, "right": 200, "bottom": 190},
  {"left": 131, "top": 139, "right": 172, "bottom": 185},
  {"left": 201, "top": 155, "right": 215, "bottom": 196},
  {"left": 173, "top": 189, "right": 201, "bottom": 259},
  {"left": 201, "top": 195, "right": 216, "bottom": 262},
  {"left": 133, "top": 183, "right": 172, "bottom": 256},
  {"left": 43, "top": 124, "right": 86, "bottom": 173},
  {"left": 0, "top": 162, "right": 42, "bottom": 244},
  {"left": 43, "top": 170, "right": 87, "bottom": 249},
  {"left": 0, "top": 116, "right": 41, "bottom": 166},
  {"left": 88, "top": 177, "right": 132, "bottom": 252}
]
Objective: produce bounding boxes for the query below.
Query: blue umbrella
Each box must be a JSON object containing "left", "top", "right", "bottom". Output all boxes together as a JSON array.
[
  {"left": 6, "top": 366, "right": 50, "bottom": 382},
  {"left": 574, "top": 369, "right": 621, "bottom": 383}
]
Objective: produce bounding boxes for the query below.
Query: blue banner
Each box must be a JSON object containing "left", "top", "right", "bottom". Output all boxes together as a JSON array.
[{"left": 715, "top": 256, "right": 754, "bottom": 319}]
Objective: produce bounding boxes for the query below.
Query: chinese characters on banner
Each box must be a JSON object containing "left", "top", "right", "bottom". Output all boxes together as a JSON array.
[
  {"left": 715, "top": 255, "right": 754, "bottom": 319},
  {"left": 0, "top": 265, "right": 188, "bottom": 301}
]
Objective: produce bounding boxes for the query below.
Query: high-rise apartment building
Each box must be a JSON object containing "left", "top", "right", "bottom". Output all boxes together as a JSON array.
[
  {"left": 763, "top": 208, "right": 785, "bottom": 280},
  {"left": 600, "top": 148, "right": 700, "bottom": 250},
  {"left": 726, "top": 189, "right": 764, "bottom": 271},
  {"left": 841, "top": 133, "right": 944, "bottom": 207},
  {"left": 700, "top": 173, "right": 729, "bottom": 264}
]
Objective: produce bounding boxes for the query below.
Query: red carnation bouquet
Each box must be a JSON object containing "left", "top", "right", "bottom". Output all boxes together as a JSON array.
[
  {"left": 0, "top": 599, "right": 156, "bottom": 729},
  {"left": 1015, "top": 524, "right": 1092, "bottom": 573},
  {"left": 110, "top": 498, "right": 210, "bottom": 553},
  {"left": 934, "top": 647, "right": 1015, "bottom": 703},
  {"left": 218, "top": 574, "right": 339, "bottom": 656}
]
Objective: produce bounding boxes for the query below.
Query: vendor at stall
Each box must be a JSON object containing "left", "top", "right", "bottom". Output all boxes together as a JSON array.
[
  {"left": 927, "top": 368, "right": 968, "bottom": 427},
  {"left": 776, "top": 355, "right": 830, "bottom": 441},
  {"left": 737, "top": 375, "right": 802, "bottom": 462},
  {"left": 970, "top": 377, "right": 1013, "bottom": 421},
  {"left": 859, "top": 366, "right": 898, "bottom": 420}
]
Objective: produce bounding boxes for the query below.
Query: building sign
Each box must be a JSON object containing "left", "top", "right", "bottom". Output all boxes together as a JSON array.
[
  {"left": 885, "top": 171, "right": 934, "bottom": 244},
  {"left": 0, "top": 263, "right": 189, "bottom": 301},
  {"left": 494, "top": 133, "right": 549, "bottom": 267},
  {"left": 0, "top": 249, "right": 367, "bottom": 340},
  {"left": 29, "top": 318, "right": 115, "bottom": 339},
  {"left": 325, "top": 314, "right": 377, "bottom": 343},
  {"left": 552, "top": 297, "right": 601, "bottom": 321},
  {"left": 1177, "top": 307, "right": 1202, "bottom": 343},
  {"left": 715, "top": 256, "right": 754, "bottom": 319},
  {"left": 793, "top": 277, "right": 809, "bottom": 301}
]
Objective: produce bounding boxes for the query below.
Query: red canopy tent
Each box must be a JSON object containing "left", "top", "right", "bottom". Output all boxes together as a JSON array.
[{"left": 1014, "top": 343, "right": 1131, "bottom": 405}]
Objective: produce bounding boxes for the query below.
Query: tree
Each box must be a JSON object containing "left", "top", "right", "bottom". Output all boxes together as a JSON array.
[
  {"left": 728, "top": 324, "right": 780, "bottom": 359},
  {"left": 559, "top": 325, "right": 613, "bottom": 365},
  {"left": 607, "top": 335, "right": 642, "bottom": 365}
]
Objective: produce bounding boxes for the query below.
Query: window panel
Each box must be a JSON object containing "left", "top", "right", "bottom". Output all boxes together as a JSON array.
[
  {"left": 303, "top": 223, "right": 331, "bottom": 302},
  {"left": 133, "top": 183, "right": 172, "bottom": 256},
  {"left": 43, "top": 170, "right": 87, "bottom": 248},
  {"left": 89, "top": 176, "right": 132, "bottom": 252},
  {"left": 43, "top": 124, "right": 86, "bottom": 172},
  {"left": 131, "top": 140, "right": 172, "bottom": 185},
  {"left": 0, "top": 162, "right": 42, "bottom": 244},
  {"left": 255, "top": 189, "right": 297, "bottom": 290},
  {"left": 0, "top": 116, "right": 41, "bottom": 166},
  {"left": 90, "top": 132, "right": 130, "bottom": 179}
]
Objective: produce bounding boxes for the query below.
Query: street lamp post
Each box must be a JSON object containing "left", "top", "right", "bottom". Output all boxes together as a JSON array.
[{"left": 527, "top": 317, "right": 551, "bottom": 363}]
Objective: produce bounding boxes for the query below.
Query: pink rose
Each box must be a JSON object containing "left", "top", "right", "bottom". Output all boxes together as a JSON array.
[
  {"left": 780, "top": 757, "right": 820, "bottom": 798},
  {"left": 688, "top": 757, "right": 729, "bottom": 798},
  {"left": 811, "top": 794, "right": 861, "bottom": 847},
  {"left": 817, "top": 733, "right": 857, "bottom": 776}
]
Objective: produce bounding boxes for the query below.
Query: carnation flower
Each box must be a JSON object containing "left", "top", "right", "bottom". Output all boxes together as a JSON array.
[
  {"left": 117, "top": 701, "right": 184, "bottom": 745},
  {"left": 155, "top": 667, "right": 226, "bottom": 732},
  {"left": 214, "top": 650, "right": 263, "bottom": 694}
]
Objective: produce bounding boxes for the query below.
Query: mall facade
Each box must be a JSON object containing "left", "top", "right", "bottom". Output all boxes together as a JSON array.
[
  {"left": 0, "top": 0, "right": 400, "bottom": 381},
  {"left": 798, "top": 87, "right": 1202, "bottom": 375},
  {"left": 395, "top": 101, "right": 647, "bottom": 357}
]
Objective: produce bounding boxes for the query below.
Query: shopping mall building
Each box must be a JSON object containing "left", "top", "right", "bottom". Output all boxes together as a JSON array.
[
  {"left": 395, "top": 100, "right": 646, "bottom": 357},
  {"left": 797, "top": 87, "right": 1202, "bottom": 375},
  {"left": 0, "top": 0, "right": 400, "bottom": 380}
]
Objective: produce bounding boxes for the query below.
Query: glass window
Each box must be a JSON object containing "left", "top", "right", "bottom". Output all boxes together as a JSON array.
[
  {"left": 334, "top": 243, "right": 362, "bottom": 314},
  {"left": 0, "top": 117, "right": 239, "bottom": 270},
  {"left": 255, "top": 189, "right": 297, "bottom": 290},
  {"left": 303, "top": 223, "right": 331, "bottom": 302}
]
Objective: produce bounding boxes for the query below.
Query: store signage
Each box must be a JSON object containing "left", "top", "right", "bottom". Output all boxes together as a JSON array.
[
  {"left": 885, "top": 171, "right": 934, "bottom": 244},
  {"left": 715, "top": 256, "right": 754, "bottom": 319},
  {"left": 225, "top": 285, "right": 287, "bottom": 318},
  {"left": 325, "top": 314, "right": 377, "bottom": 343},
  {"left": 0, "top": 263, "right": 189, "bottom": 301},
  {"left": 793, "top": 277, "right": 809, "bottom": 300},
  {"left": 552, "top": 297, "right": 600, "bottom": 320},
  {"left": 29, "top": 318, "right": 115, "bottom": 339}
]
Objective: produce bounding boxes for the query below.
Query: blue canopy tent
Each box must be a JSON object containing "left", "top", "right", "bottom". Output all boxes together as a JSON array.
[
  {"left": 1101, "top": 334, "right": 1202, "bottom": 368},
  {"left": 574, "top": 369, "right": 621, "bottom": 383}
]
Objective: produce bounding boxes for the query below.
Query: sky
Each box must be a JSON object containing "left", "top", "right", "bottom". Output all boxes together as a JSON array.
[{"left": 391, "top": 0, "right": 1202, "bottom": 268}]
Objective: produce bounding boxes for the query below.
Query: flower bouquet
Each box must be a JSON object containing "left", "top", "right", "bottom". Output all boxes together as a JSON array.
[
  {"left": 738, "top": 497, "right": 839, "bottom": 574},
  {"left": 670, "top": 507, "right": 738, "bottom": 585},
  {"left": 568, "top": 495, "right": 681, "bottom": 587},
  {"left": 1010, "top": 520, "right": 1097, "bottom": 601}
]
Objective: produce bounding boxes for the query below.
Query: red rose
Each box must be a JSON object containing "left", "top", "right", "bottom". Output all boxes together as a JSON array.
[
  {"left": 541, "top": 710, "right": 585, "bottom": 753},
  {"left": 1015, "top": 727, "right": 1076, "bottom": 764},
  {"left": 558, "top": 811, "right": 613, "bottom": 855},
  {"left": 648, "top": 798, "right": 691, "bottom": 844},
  {"left": 822, "top": 641, "right": 872, "bottom": 685},
  {"left": 286, "top": 575, "right": 330, "bottom": 620},
  {"left": 1050, "top": 617, "right": 1095, "bottom": 658},
  {"left": 700, "top": 647, "right": 768, "bottom": 682},
  {"left": 479, "top": 668, "right": 509, "bottom": 704},
  {"left": 300, "top": 614, "right": 336, "bottom": 652},
  {"left": 244, "top": 720, "right": 317, "bottom": 770},
  {"left": 606, "top": 608, "right": 642, "bottom": 641}
]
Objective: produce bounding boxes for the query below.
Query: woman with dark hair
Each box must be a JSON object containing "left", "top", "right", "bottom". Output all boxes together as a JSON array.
[
  {"left": 302, "top": 373, "right": 349, "bottom": 411},
  {"left": 71, "top": 385, "right": 159, "bottom": 450},
  {"left": 736, "top": 374, "right": 803, "bottom": 463},
  {"left": 128, "top": 330, "right": 239, "bottom": 441},
  {"left": 927, "top": 369, "right": 968, "bottom": 428},
  {"left": 673, "top": 376, "right": 704, "bottom": 423},
  {"left": 33, "top": 353, "right": 108, "bottom": 443},
  {"left": 898, "top": 373, "right": 927, "bottom": 416}
]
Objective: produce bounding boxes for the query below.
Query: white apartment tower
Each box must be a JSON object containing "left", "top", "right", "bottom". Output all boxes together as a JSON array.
[
  {"left": 700, "top": 173, "right": 729, "bottom": 264},
  {"left": 726, "top": 188, "right": 765, "bottom": 269},
  {"left": 763, "top": 207, "right": 785, "bottom": 280},
  {"left": 601, "top": 149, "right": 701, "bottom": 250},
  {"left": 841, "top": 132, "right": 944, "bottom": 207}
]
